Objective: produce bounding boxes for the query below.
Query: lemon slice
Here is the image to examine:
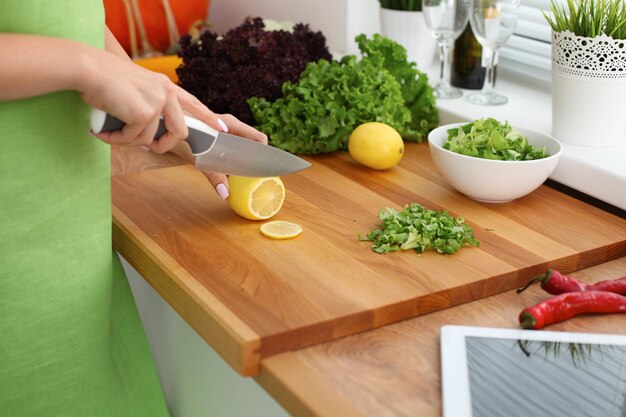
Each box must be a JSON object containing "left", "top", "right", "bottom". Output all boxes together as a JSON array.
[
  {"left": 226, "top": 176, "right": 285, "bottom": 220},
  {"left": 260, "top": 221, "right": 303, "bottom": 239}
]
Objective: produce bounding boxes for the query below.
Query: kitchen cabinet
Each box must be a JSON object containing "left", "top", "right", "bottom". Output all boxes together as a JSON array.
[{"left": 124, "top": 258, "right": 289, "bottom": 417}]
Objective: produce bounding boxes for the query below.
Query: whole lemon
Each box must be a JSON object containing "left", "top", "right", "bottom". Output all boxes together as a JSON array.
[
  {"left": 226, "top": 176, "right": 285, "bottom": 220},
  {"left": 348, "top": 122, "right": 404, "bottom": 170}
]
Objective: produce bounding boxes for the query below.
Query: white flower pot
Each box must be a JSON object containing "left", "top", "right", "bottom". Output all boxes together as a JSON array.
[
  {"left": 380, "top": 8, "right": 437, "bottom": 70},
  {"left": 551, "top": 31, "right": 626, "bottom": 147}
]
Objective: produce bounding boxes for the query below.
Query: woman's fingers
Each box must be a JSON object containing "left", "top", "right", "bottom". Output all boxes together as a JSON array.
[
  {"left": 135, "top": 114, "right": 162, "bottom": 146},
  {"left": 92, "top": 107, "right": 157, "bottom": 145},
  {"left": 176, "top": 86, "right": 221, "bottom": 128},
  {"left": 149, "top": 86, "right": 188, "bottom": 154},
  {"left": 176, "top": 85, "right": 268, "bottom": 145},
  {"left": 177, "top": 87, "right": 216, "bottom": 118},
  {"left": 219, "top": 113, "right": 268, "bottom": 145},
  {"left": 203, "top": 171, "right": 230, "bottom": 200}
]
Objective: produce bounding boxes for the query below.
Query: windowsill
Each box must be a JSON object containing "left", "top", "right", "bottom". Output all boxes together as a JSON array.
[{"left": 424, "top": 65, "right": 626, "bottom": 211}]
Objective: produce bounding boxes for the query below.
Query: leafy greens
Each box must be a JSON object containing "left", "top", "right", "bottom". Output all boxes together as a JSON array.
[
  {"left": 248, "top": 34, "right": 438, "bottom": 154},
  {"left": 356, "top": 35, "right": 438, "bottom": 142},
  {"left": 360, "top": 203, "right": 479, "bottom": 255},
  {"left": 177, "top": 18, "right": 332, "bottom": 125},
  {"left": 444, "top": 118, "right": 550, "bottom": 161}
]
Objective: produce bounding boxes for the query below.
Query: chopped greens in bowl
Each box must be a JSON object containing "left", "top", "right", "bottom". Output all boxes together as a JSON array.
[
  {"left": 443, "top": 118, "right": 550, "bottom": 161},
  {"left": 427, "top": 120, "right": 563, "bottom": 203}
]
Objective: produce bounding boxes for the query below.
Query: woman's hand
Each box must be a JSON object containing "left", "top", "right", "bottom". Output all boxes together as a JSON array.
[
  {"left": 81, "top": 27, "right": 268, "bottom": 200},
  {"left": 79, "top": 49, "right": 188, "bottom": 154},
  {"left": 172, "top": 86, "right": 268, "bottom": 200}
]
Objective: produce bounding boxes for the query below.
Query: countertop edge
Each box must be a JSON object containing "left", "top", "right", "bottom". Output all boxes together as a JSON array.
[{"left": 113, "top": 204, "right": 263, "bottom": 376}]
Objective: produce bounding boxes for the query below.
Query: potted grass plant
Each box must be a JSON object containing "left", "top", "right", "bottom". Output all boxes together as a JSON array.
[
  {"left": 379, "top": 0, "right": 437, "bottom": 69},
  {"left": 545, "top": 0, "right": 626, "bottom": 147}
]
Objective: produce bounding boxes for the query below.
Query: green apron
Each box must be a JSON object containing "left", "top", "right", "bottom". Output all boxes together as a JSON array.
[{"left": 0, "top": 2, "right": 170, "bottom": 416}]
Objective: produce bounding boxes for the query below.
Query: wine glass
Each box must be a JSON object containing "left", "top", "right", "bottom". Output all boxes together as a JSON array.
[
  {"left": 467, "top": 0, "right": 520, "bottom": 105},
  {"left": 423, "top": 0, "right": 470, "bottom": 99}
]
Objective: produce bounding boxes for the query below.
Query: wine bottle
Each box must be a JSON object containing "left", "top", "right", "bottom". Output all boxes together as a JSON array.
[{"left": 451, "top": 24, "right": 486, "bottom": 90}]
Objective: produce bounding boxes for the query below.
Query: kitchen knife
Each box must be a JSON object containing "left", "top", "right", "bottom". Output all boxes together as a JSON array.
[{"left": 90, "top": 108, "right": 311, "bottom": 177}]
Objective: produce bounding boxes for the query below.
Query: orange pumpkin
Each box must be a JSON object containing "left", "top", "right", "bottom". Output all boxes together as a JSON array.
[{"left": 104, "top": 0, "right": 210, "bottom": 57}]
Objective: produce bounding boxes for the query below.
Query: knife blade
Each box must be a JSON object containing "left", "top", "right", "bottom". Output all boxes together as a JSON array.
[{"left": 90, "top": 108, "right": 311, "bottom": 177}]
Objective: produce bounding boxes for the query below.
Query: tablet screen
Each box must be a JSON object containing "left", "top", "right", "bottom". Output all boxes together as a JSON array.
[
  {"left": 441, "top": 326, "right": 626, "bottom": 417},
  {"left": 466, "top": 336, "right": 626, "bottom": 417}
]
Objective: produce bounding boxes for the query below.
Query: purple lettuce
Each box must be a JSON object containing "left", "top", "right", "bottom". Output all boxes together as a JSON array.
[{"left": 177, "top": 17, "right": 332, "bottom": 124}]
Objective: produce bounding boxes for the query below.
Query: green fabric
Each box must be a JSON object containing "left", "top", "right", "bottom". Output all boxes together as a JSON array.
[{"left": 0, "top": 2, "right": 170, "bottom": 416}]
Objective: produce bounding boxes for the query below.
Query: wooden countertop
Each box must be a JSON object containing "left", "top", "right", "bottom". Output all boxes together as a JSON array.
[
  {"left": 111, "top": 145, "right": 626, "bottom": 415},
  {"left": 256, "top": 257, "right": 626, "bottom": 417}
]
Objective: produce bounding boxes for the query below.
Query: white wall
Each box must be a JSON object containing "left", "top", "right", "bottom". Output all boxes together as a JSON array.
[{"left": 208, "top": 0, "right": 381, "bottom": 55}]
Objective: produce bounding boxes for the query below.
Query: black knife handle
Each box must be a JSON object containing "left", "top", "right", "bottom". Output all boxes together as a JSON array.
[{"left": 90, "top": 108, "right": 216, "bottom": 154}]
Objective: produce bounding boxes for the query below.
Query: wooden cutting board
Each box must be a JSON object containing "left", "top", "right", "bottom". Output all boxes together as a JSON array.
[{"left": 111, "top": 142, "right": 626, "bottom": 375}]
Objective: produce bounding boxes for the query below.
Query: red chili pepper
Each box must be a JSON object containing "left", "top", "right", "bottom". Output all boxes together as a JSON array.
[
  {"left": 590, "top": 277, "right": 626, "bottom": 293},
  {"left": 517, "top": 269, "right": 589, "bottom": 294},
  {"left": 517, "top": 269, "right": 626, "bottom": 295},
  {"left": 519, "top": 291, "right": 626, "bottom": 329}
]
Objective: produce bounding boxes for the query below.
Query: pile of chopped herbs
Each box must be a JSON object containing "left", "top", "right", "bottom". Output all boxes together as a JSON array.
[
  {"left": 177, "top": 17, "right": 332, "bottom": 125},
  {"left": 248, "top": 34, "right": 439, "bottom": 154},
  {"left": 360, "top": 203, "right": 479, "bottom": 255},
  {"left": 444, "top": 118, "right": 550, "bottom": 161}
]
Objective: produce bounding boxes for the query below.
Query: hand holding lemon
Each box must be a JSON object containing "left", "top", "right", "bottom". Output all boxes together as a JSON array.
[{"left": 348, "top": 122, "right": 404, "bottom": 170}]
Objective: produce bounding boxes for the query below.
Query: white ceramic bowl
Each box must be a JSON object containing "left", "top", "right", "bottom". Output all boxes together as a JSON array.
[{"left": 428, "top": 123, "right": 563, "bottom": 203}]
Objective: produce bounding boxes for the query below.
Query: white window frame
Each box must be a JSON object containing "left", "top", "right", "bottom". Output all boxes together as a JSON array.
[{"left": 498, "top": 0, "right": 558, "bottom": 83}]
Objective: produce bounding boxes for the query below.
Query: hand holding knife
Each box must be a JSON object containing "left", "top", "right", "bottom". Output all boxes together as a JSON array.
[{"left": 90, "top": 108, "right": 311, "bottom": 177}]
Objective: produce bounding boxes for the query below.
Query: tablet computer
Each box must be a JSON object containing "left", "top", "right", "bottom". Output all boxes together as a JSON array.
[{"left": 440, "top": 325, "right": 626, "bottom": 417}]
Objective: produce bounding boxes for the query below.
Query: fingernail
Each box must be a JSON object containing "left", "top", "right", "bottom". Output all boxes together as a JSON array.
[
  {"left": 217, "top": 118, "right": 229, "bottom": 133},
  {"left": 141, "top": 146, "right": 151, "bottom": 152},
  {"left": 216, "top": 183, "right": 229, "bottom": 200}
]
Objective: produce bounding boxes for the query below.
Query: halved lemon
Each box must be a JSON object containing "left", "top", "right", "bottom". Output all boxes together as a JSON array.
[
  {"left": 226, "top": 176, "right": 285, "bottom": 220},
  {"left": 260, "top": 221, "right": 303, "bottom": 239}
]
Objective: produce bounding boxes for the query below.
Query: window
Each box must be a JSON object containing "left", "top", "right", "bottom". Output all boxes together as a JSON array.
[{"left": 499, "top": 0, "right": 555, "bottom": 82}]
